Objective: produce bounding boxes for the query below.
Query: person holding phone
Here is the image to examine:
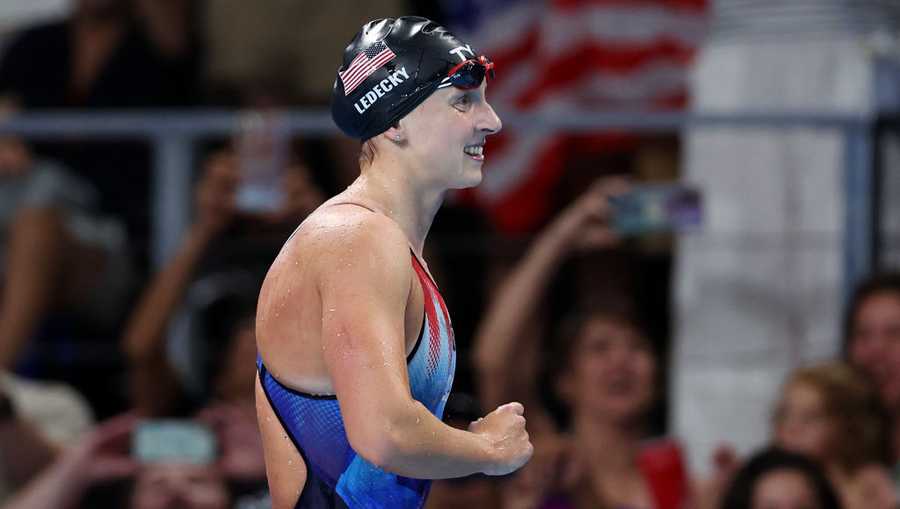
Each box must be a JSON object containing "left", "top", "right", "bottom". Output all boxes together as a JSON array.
[
  {"left": 2, "top": 414, "right": 235, "bottom": 509},
  {"left": 473, "top": 180, "right": 692, "bottom": 509},
  {"left": 255, "top": 16, "right": 532, "bottom": 509}
]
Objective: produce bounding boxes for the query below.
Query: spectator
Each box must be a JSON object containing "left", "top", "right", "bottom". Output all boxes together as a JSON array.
[
  {"left": 0, "top": 100, "right": 136, "bottom": 420},
  {"left": 473, "top": 179, "right": 690, "bottom": 509},
  {"left": 122, "top": 146, "right": 324, "bottom": 493},
  {"left": 0, "top": 373, "right": 94, "bottom": 503},
  {"left": 845, "top": 273, "right": 900, "bottom": 473},
  {"left": 0, "top": 131, "right": 135, "bottom": 364},
  {"left": 720, "top": 447, "right": 842, "bottom": 509},
  {"left": 773, "top": 362, "right": 895, "bottom": 509},
  {"left": 1, "top": 413, "right": 251, "bottom": 509},
  {"left": 0, "top": 0, "right": 201, "bottom": 258}
]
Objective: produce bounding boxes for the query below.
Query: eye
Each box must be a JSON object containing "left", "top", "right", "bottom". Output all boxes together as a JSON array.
[{"left": 453, "top": 94, "right": 472, "bottom": 111}]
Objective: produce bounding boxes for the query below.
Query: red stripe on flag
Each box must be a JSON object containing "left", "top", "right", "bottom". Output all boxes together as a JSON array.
[
  {"left": 515, "top": 38, "right": 697, "bottom": 108},
  {"left": 342, "top": 50, "right": 395, "bottom": 94},
  {"left": 487, "top": 136, "right": 567, "bottom": 233}
]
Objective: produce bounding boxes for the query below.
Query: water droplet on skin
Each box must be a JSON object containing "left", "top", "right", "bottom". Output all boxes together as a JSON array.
[
  {"left": 266, "top": 416, "right": 272, "bottom": 422},
  {"left": 415, "top": 417, "right": 420, "bottom": 424},
  {"left": 328, "top": 308, "right": 336, "bottom": 312},
  {"left": 288, "top": 459, "right": 293, "bottom": 466}
]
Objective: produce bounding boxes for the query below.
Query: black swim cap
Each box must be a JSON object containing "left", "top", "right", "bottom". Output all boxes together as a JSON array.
[{"left": 331, "top": 16, "right": 484, "bottom": 140}]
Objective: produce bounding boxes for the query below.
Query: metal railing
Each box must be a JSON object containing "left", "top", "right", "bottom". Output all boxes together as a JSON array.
[{"left": 0, "top": 109, "right": 876, "bottom": 299}]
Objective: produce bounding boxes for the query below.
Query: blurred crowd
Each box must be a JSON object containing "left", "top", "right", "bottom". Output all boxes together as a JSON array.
[{"left": 0, "top": 1, "right": 898, "bottom": 509}]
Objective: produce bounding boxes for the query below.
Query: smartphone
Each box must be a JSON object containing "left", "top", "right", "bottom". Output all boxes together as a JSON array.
[
  {"left": 609, "top": 183, "right": 702, "bottom": 236},
  {"left": 132, "top": 420, "right": 217, "bottom": 465},
  {"left": 234, "top": 110, "right": 288, "bottom": 214}
]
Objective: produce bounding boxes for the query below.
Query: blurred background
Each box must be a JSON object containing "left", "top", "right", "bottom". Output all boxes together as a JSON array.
[{"left": 1, "top": 1, "right": 900, "bottom": 508}]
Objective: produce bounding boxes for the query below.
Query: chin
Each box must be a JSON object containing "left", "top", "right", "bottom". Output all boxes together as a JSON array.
[{"left": 450, "top": 169, "right": 483, "bottom": 189}]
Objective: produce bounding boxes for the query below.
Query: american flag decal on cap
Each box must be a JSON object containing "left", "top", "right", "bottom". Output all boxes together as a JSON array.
[{"left": 339, "top": 41, "right": 396, "bottom": 96}]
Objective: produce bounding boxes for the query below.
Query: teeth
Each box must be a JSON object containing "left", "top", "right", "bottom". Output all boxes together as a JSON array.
[{"left": 464, "top": 145, "right": 484, "bottom": 156}]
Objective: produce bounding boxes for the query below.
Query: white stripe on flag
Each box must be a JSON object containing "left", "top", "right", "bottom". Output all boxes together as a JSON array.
[
  {"left": 340, "top": 48, "right": 395, "bottom": 95},
  {"left": 343, "top": 50, "right": 395, "bottom": 92}
]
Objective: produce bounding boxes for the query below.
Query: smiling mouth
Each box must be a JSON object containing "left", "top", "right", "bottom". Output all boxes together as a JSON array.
[{"left": 464, "top": 144, "right": 484, "bottom": 161}]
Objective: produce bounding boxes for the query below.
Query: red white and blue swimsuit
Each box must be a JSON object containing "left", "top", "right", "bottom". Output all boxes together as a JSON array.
[{"left": 257, "top": 252, "right": 456, "bottom": 509}]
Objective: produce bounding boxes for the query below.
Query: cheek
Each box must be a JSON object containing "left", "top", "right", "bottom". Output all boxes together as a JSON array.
[
  {"left": 572, "top": 357, "right": 599, "bottom": 386},
  {"left": 636, "top": 356, "right": 656, "bottom": 386},
  {"left": 810, "top": 422, "right": 837, "bottom": 451},
  {"left": 849, "top": 337, "right": 880, "bottom": 369}
]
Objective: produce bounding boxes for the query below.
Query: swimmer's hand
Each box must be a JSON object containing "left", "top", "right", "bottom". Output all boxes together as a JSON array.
[{"left": 469, "top": 402, "right": 534, "bottom": 476}]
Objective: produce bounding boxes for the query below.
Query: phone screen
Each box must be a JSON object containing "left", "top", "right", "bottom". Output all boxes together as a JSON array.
[
  {"left": 609, "top": 184, "right": 703, "bottom": 236},
  {"left": 132, "top": 420, "right": 217, "bottom": 465},
  {"left": 234, "top": 110, "right": 288, "bottom": 213}
]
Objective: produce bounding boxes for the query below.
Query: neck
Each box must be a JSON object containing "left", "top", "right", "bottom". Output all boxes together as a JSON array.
[
  {"left": 573, "top": 411, "right": 643, "bottom": 472},
  {"left": 345, "top": 158, "right": 445, "bottom": 255}
]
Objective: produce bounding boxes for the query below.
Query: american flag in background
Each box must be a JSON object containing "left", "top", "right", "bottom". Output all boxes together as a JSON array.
[
  {"left": 339, "top": 40, "right": 396, "bottom": 95},
  {"left": 444, "top": 0, "right": 708, "bottom": 233}
]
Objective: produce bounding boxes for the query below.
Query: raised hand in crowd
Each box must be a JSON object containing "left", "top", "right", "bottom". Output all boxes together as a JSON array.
[
  {"left": 194, "top": 149, "right": 241, "bottom": 236},
  {"left": 256, "top": 162, "right": 326, "bottom": 226},
  {"left": 3, "top": 414, "right": 138, "bottom": 509},
  {"left": 123, "top": 149, "right": 241, "bottom": 415},
  {"left": 474, "top": 177, "right": 628, "bottom": 432},
  {"left": 196, "top": 402, "right": 265, "bottom": 482},
  {"left": 473, "top": 177, "right": 692, "bottom": 509},
  {"left": 548, "top": 177, "right": 628, "bottom": 253}
]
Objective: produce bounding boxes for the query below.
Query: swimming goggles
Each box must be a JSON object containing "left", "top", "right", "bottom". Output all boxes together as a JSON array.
[{"left": 438, "top": 55, "right": 495, "bottom": 90}]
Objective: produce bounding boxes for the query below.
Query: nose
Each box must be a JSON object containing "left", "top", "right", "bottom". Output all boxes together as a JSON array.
[{"left": 478, "top": 100, "right": 502, "bottom": 135}]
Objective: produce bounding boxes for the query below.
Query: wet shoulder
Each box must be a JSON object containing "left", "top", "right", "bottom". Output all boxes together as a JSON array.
[{"left": 289, "top": 204, "right": 411, "bottom": 274}]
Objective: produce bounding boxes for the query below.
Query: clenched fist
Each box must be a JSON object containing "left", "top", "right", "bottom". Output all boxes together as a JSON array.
[{"left": 470, "top": 402, "right": 534, "bottom": 476}]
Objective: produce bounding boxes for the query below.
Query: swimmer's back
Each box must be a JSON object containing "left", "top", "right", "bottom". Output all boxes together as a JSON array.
[
  {"left": 255, "top": 200, "right": 427, "bottom": 508},
  {"left": 256, "top": 200, "right": 423, "bottom": 392}
]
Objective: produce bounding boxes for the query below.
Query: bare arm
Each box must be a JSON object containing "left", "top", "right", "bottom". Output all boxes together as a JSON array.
[
  {"left": 0, "top": 397, "right": 59, "bottom": 491},
  {"left": 2, "top": 415, "right": 137, "bottom": 509},
  {"left": 317, "top": 212, "right": 531, "bottom": 479},
  {"left": 123, "top": 152, "right": 237, "bottom": 414},
  {"left": 473, "top": 181, "right": 624, "bottom": 434}
]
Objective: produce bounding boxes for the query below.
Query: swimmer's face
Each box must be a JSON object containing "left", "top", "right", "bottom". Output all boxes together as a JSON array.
[
  {"left": 848, "top": 291, "right": 900, "bottom": 411},
  {"left": 773, "top": 382, "right": 836, "bottom": 463},
  {"left": 562, "top": 316, "right": 656, "bottom": 423},
  {"left": 400, "top": 81, "right": 501, "bottom": 189},
  {"left": 751, "top": 468, "right": 821, "bottom": 509},
  {"left": 131, "top": 463, "right": 229, "bottom": 509}
]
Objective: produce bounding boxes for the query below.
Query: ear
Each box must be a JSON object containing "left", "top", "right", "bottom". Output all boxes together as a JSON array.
[{"left": 382, "top": 121, "right": 404, "bottom": 144}]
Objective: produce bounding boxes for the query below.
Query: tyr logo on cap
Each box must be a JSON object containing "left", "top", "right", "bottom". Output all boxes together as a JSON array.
[{"left": 339, "top": 41, "right": 396, "bottom": 95}]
